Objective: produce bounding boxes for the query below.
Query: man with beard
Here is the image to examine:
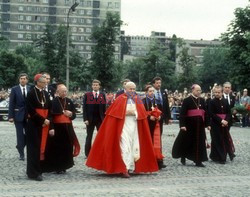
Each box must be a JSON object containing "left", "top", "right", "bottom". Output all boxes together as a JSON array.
[
  {"left": 172, "top": 84, "right": 210, "bottom": 167},
  {"left": 209, "top": 85, "right": 235, "bottom": 164}
]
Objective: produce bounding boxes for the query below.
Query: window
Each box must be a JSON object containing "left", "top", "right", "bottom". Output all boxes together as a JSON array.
[
  {"left": 34, "top": 25, "right": 40, "bottom": 30},
  {"left": 79, "top": 10, "right": 84, "bottom": 15},
  {"left": 18, "top": 15, "right": 24, "bottom": 21},
  {"left": 18, "top": 33, "right": 24, "bottom": 39},
  {"left": 27, "top": 7, "right": 32, "bottom": 12},
  {"left": 43, "top": 16, "right": 48, "bottom": 21},
  {"left": 26, "top": 16, "right": 32, "bottom": 21},
  {"left": 72, "top": 27, "right": 77, "bottom": 32},
  {"left": 86, "top": 10, "right": 92, "bottom": 15},
  {"left": 26, "top": 34, "right": 32, "bottom": 39},
  {"left": 43, "top": 0, "right": 48, "bottom": 3},
  {"left": 115, "top": 2, "right": 119, "bottom": 8},
  {"left": 43, "top": 7, "right": 48, "bottom": 12},
  {"left": 86, "top": 46, "right": 91, "bottom": 50},
  {"left": 86, "top": 19, "right": 92, "bottom": 24},
  {"left": 78, "top": 27, "right": 84, "bottom": 32},
  {"left": 108, "top": 2, "right": 113, "bottom": 8},
  {"left": 35, "top": 16, "right": 41, "bottom": 21},
  {"left": 79, "top": 36, "right": 84, "bottom": 41},
  {"left": 79, "top": 18, "right": 84, "bottom": 23},
  {"left": 72, "top": 18, "right": 77, "bottom": 23},
  {"left": 26, "top": 25, "right": 32, "bottom": 30},
  {"left": 18, "top": 6, "right": 24, "bottom": 11},
  {"left": 86, "top": 28, "right": 91, "bottom": 33},
  {"left": 18, "top": 24, "right": 24, "bottom": 30}
]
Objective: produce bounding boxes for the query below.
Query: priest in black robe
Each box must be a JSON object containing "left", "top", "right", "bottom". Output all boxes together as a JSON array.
[
  {"left": 172, "top": 84, "right": 210, "bottom": 167},
  {"left": 42, "top": 84, "right": 80, "bottom": 173},
  {"left": 209, "top": 85, "right": 235, "bottom": 164},
  {"left": 26, "top": 74, "right": 54, "bottom": 181}
]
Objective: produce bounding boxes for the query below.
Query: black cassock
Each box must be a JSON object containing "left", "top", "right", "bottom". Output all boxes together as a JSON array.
[
  {"left": 26, "top": 87, "right": 52, "bottom": 179},
  {"left": 172, "top": 96, "right": 209, "bottom": 163},
  {"left": 41, "top": 96, "right": 78, "bottom": 172},
  {"left": 209, "top": 98, "right": 235, "bottom": 162}
]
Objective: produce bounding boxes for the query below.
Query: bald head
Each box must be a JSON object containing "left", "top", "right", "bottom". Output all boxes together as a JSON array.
[
  {"left": 192, "top": 84, "right": 202, "bottom": 97},
  {"left": 57, "top": 84, "right": 68, "bottom": 98},
  {"left": 125, "top": 82, "right": 136, "bottom": 95}
]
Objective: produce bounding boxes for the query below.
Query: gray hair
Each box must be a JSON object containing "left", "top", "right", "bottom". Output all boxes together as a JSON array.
[{"left": 223, "top": 82, "right": 231, "bottom": 87}]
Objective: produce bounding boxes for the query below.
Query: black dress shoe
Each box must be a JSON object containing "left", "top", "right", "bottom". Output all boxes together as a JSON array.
[
  {"left": 219, "top": 161, "right": 226, "bottom": 165},
  {"left": 195, "top": 162, "right": 205, "bottom": 167},
  {"left": 19, "top": 156, "right": 25, "bottom": 161},
  {"left": 181, "top": 157, "right": 186, "bottom": 165},
  {"left": 158, "top": 161, "right": 167, "bottom": 169},
  {"left": 28, "top": 175, "right": 43, "bottom": 181},
  {"left": 56, "top": 170, "right": 66, "bottom": 174},
  {"left": 229, "top": 153, "right": 236, "bottom": 161}
]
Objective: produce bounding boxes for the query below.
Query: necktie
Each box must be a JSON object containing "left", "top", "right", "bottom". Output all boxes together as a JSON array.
[
  {"left": 95, "top": 92, "right": 98, "bottom": 100},
  {"left": 226, "top": 95, "right": 230, "bottom": 105},
  {"left": 23, "top": 88, "right": 26, "bottom": 99},
  {"left": 157, "top": 91, "right": 163, "bottom": 105}
]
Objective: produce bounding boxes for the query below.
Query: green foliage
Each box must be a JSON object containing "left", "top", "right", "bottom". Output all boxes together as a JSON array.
[
  {"left": 90, "top": 12, "right": 122, "bottom": 91},
  {"left": 0, "top": 51, "right": 27, "bottom": 88},
  {"left": 0, "top": 37, "right": 10, "bottom": 52},
  {"left": 222, "top": 5, "right": 250, "bottom": 90},
  {"left": 197, "top": 46, "right": 230, "bottom": 91},
  {"left": 177, "top": 44, "right": 197, "bottom": 90}
]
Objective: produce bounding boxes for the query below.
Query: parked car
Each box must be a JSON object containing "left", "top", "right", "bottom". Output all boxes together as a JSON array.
[{"left": 0, "top": 100, "right": 9, "bottom": 121}]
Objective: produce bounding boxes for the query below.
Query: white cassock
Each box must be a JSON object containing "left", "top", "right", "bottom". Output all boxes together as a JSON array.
[{"left": 120, "top": 98, "right": 140, "bottom": 171}]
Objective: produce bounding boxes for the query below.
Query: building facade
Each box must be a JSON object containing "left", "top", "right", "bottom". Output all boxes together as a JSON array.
[{"left": 0, "top": 0, "right": 121, "bottom": 59}]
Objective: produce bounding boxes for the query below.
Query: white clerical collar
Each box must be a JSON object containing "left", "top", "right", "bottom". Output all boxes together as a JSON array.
[
  {"left": 191, "top": 94, "right": 199, "bottom": 99},
  {"left": 35, "top": 86, "right": 43, "bottom": 91}
]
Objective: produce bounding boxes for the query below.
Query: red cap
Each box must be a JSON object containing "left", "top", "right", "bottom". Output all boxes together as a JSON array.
[{"left": 34, "top": 74, "right": 42, "bottom": 82}]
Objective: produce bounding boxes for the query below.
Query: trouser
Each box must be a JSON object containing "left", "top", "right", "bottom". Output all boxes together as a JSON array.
[
  {"left": 85, "top": 117, "right": 102, "bottom": 157},
  {"left": 14, "top": 120, "right": 27, "bottom": 157}
]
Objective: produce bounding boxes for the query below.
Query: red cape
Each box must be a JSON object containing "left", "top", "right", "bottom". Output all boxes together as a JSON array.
[{"left": 86, "top": 93, "right": 159, "bottom": 174}]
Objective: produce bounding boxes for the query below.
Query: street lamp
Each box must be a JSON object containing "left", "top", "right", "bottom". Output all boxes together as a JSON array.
[{"left": 66, "top": 1, "right": 79, "bottom": 90}]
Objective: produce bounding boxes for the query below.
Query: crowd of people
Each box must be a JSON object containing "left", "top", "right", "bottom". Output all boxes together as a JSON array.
[{"left": 3, "top": 72, "right": 250, "bottom": 181}]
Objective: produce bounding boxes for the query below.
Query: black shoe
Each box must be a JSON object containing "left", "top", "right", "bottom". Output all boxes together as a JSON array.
[
  {"left": 229, "top": 153, "right": 236, "bottom": 161},
  {"left": 219, "top": 161, "right": 226, "bottom": 165},
  {"left": 19, "top": 156, "right": 25, "bottom": 161},
  {"left": 28, "top": 175, "right": 43, "bottom": 181},
  {"left": 56, "top": 170, "right": 66, "bottom": 174},
  {"left": 195, "top": 162, "right": 205, "bottom": 167},
  {"left": 158, "top": 161, "right": 166, "bottom": 169},
  {"left": 181, "top": 157, "right": 186, "bottom": 165}
]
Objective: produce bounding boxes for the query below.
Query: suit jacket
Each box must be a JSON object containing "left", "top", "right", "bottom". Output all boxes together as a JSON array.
[
  {"left": 8, "top": 85, "right": 30, "bottom": 122},
  {"left": 223, "top": 93, "right": 235, "bottom": 109},
  {"left": 83, "top": 92, "right": 106, "bottom": 123},
  {"left": 156, "top": 90, "right": 171, "bottom": 123},
  {"left": 46, "top": 85, "right": 56, "bottom": 100}
]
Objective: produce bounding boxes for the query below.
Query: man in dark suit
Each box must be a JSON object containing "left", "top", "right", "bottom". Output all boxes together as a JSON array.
[
  {"left": 115, "top": 79, "right": 130, "bottom": 98},
  {"left": 8, "top": 73, "right": 30, "bottom": 160},
  {"left": 222, "top": 81, "right": 236, "bottom": 160},
  {"left": 83, "top": 79, "right": 106, "bottom": 157},
  {"left": 151, "top": 77, "right": 172, "bottom": 168}
]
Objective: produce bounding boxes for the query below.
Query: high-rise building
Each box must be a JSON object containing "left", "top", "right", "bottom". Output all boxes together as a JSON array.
[{"left": 0, "top": 0, "right": 121, "bottom": 59}]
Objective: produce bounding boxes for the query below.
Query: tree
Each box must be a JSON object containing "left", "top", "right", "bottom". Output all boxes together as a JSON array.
[
  {"left": 0, "top": 51, "right": 27, "bottom": 89},
  {"left": 0, "top": 36, "right": 10, "bottom": 52},
  {"left": 90, "top": 12, "right": 122, "bottom": 91},
  {"left": 177, "top": 44, "right": 198, "bottom": 91},
  {"left": 197, "top": 46, "right": 230, "bottom": 91},
  {"left": 140, "top": 41, "right": 176, "bottom": 90},
  {"left": 222, "top": 5, "right": 250, "bottom": 90}
]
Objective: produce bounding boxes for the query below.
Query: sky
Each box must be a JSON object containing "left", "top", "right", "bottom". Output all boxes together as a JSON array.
[{"left": 121, "top": 0, "right": 249, "bottom": 40}]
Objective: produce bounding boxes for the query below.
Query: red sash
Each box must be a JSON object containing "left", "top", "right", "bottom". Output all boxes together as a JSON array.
[
  {"left": 35, "top": 109, "right": 49, "bottom": 161},
  {"left": 53, "top": 114, "right": 80, "bottom": 157},
  {"left": 217, "top": 114, "right": 226, "bottom": 120},
  {"left": 187, "top": 109, "right": 205, "bottom": 121}
]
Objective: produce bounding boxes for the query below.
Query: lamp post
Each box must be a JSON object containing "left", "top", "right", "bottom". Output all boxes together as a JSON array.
[{"left": 66, "top": 2, "right": 79, "bottom": 90}]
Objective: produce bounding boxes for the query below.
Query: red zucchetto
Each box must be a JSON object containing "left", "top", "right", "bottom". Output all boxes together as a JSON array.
[{"left": 34, "top": 74, "right": 42, "bottom": 82}]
